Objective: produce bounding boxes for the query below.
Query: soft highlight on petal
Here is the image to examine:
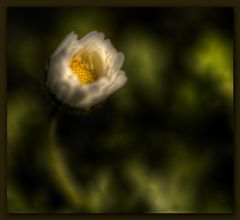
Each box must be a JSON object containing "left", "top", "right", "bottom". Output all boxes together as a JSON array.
[{"left": 52, "top": 31, "right": 78, "bottom": 57}]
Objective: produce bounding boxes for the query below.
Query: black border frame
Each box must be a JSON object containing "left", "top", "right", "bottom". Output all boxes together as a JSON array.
[{"left": 1, "top": 0, "right": 239, "bottom": 219}]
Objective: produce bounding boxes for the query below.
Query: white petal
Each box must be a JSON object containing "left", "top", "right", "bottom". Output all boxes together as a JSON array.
[
  {"left": 48, "top": 52, "right": 83, "bottom": 105},
  {"left": 75, "top": 78, "right": 110, "bottom": 108},
  {"left": 114, "top": 52, "right": 124, "bottom": 70},
  {"left": 80, "top": 33, "right": 119, "bottom": 68},
  {"left": 79, "top": 31, "right": 105, "bottom": 46},
  {"left": 48, "top": 53, "right": 70, "bottom": 87},
  {"left": 65, "top": 85, "right": 88, "bottom": 106},
  {"left": 52, "top": 31, "right": 78, "bottom": 57},
  {"left": 106, "top": 71, "right": 127, "bottom": 95}
]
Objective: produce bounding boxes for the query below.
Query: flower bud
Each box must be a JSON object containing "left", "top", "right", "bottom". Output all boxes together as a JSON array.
[{"left": 46, "top": 31, "right": 127, "bottom": 110}]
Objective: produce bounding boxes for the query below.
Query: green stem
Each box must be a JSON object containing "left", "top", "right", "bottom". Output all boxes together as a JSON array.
[{"left": 48, "top": 109, "right": 85, "bottom": 211}]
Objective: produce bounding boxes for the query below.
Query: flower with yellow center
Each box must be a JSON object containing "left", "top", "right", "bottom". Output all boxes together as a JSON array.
[{"left": 47, "top": 31, "right": 127, "bottom": 110}]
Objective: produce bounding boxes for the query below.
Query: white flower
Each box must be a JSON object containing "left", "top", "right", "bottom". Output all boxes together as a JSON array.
[{"left": 47, "top": 31, "right": 127, "bottom": 110}]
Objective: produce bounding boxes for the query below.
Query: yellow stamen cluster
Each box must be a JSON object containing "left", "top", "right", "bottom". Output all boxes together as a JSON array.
[{"left": 70, "top": 59, "right": 97, "bottom": 85}]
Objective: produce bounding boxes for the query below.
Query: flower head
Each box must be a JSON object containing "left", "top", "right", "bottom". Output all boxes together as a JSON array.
[{"left": 47, "top": 31, "right": 127, "bottom": 110}]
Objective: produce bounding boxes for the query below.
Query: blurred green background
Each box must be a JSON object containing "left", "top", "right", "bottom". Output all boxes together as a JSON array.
[{"left": 7, "top": 7, "right": 233, "bottom": 213}]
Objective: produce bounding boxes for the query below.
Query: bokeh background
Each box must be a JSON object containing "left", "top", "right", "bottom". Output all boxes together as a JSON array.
[{"left": 7, "top": 7, "right": 233, "bottom": 213}]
